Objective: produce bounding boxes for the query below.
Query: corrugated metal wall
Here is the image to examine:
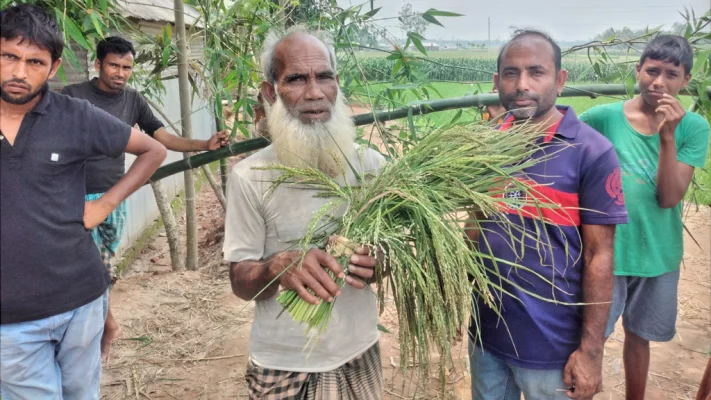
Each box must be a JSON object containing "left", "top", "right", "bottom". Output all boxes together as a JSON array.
[{"left": 50, "top": 21, "right": 216, "bottom": 259}]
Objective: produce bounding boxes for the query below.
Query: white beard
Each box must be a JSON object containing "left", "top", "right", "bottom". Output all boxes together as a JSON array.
[{"left": 265, "top": 91, "right": 356, "bottom": 177}]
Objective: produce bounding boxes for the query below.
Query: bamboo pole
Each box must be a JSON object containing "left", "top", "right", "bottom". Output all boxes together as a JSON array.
[
  {"left": 174, "top": 0, "right": 198, "bottom": 270},
  {"left": 148, "top": 84, "right": 711, "bottom": 182},
  {"left": 352, "top": 84, "right": 711, "bottom": 126}
]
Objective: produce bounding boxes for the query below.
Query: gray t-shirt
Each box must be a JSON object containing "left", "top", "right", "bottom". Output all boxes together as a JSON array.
[
  {"left": 223, "top": 145, "right": 384, "bottom": 372},
  {"left": 61, "top": 78, "right": 164, "bottom": 194}
]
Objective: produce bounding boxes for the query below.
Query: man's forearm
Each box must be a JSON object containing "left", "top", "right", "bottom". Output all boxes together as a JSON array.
[
  {"left": 230, "top": 259, "right": 280, "bottom": 301},
  {"left": 100, "top": 148, "right": 166, "bottom": 208},
  {"left": 154, "top": 128, "right": 208, "bottom": 152},
  {"left": 656, "top": 137, "right": 686, "bottom": 208},
  {"left": 579, "top": 251, "right": 614, "bottom": 355}
]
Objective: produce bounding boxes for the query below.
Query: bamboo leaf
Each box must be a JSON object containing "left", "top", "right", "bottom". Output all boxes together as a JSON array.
[
  {"left": 161, "top": 46, "right": 171, "bottom": 67},
  {"left": 89, "top": 13, "right": 104, "bottom": 37},
  {"left": 424, "top": 8, "right": 464, "bottom": 17},
  {"left": 408, "top": 32, "right": 427, "bottom": 56},
  {"left": 421, "top": 13, "right": 444, "bottom": 28},
  {"left": 692, "top": 49, "right": 711, "bottom": 77},
  {"left": 363, "top": 7, "right": 381, "bottom": 19},
  {"left": 64, "top": 18, "right": 91, "bottom": 50}
]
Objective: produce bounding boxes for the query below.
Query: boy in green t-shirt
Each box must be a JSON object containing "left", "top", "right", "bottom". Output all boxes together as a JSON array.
[{"left": 580, "top": 35, "right": 710, "bottom": 400}]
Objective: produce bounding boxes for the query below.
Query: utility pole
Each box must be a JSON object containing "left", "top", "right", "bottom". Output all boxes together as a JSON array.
[
  {"left": 174, "top": 0, "right": 198, "bottom": 270},
  {"left": 488, "top": 17, "right": 491, "bottom": 51}
]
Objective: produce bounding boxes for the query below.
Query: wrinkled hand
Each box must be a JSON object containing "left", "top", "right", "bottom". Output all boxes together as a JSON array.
[
  {"left": 273, "top": 248, "right": 344, "bottom": 305},
  {"left": 484, "top": 88, "right": 506, "bottom": 121},
  {"left": 344, "top": 245, "right": 378, "bottom": 289},
  {"left": 563, "top": 347, "right": 603, "bottom": 399},
  {"left": 656, "top": 93, "right": 685, "bottom": 140},
  {"left": 83, "top": 200, "right": 114, "bottom": 230},
  {"left": 206, "top": 129, "right": 230, "bottom": 151}
]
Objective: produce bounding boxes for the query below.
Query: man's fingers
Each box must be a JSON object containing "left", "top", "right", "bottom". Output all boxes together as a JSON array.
[
  {"left": 313, "top": 250, "right": 345, "bottom": 279},
  {"left": 562, "top": 363, "right": 573, "bottom": 386},
  {"left": 308, "top": 265, "right": 341, "bottom": 299},
  {"left": 350, "top": 253, "right": 376, "bottom": 268},
  {"left": 345, "top": 275, "right": 366, "bottom": 289},
  {"left": 292, "top": 280, "right": 321, "bottom": 305},
  {"left": 656, "top": 105, "right": 673, "bottom": 118},
  {"left": 347, "top": 264, "right": 374, "bottom": 280},
  {"left": 657, "top": 97, "right": 685, "bottom": 114},
  {"left": 300, "top": 273, "right": 337, "bottom": 302},
  {"left": 353, "top": 245, "right": 371, "bottom": 256}
]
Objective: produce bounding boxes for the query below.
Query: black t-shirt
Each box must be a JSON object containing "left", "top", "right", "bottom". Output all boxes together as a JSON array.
[
  {"left": 61, "top": 78, "right": 164, "bottom": 194},
  {"left": 0, "top": 88, "right": 131, "bottom": 324}
]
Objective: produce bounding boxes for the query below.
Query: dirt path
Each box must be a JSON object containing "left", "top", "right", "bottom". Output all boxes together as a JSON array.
[{"left": 101, "top": 164, "right": 711, "bottom": 400}]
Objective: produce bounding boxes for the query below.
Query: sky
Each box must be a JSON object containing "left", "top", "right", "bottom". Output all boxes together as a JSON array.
[{"left": 335, "top": 0, "right": 710, "bottom": 42}]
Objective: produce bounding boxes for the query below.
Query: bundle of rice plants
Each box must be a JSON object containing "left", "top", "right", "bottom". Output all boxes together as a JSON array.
[{"left": 259, "top": 120, "right": 564, "bottom": 380}]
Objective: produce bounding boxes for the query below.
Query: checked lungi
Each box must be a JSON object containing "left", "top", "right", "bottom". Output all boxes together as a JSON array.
[
  {"left": 245, "top": 343, "right": 383, "bottom": 400},
  {"left": 85, "top": 192, "right": 127, "bottom": 281}
]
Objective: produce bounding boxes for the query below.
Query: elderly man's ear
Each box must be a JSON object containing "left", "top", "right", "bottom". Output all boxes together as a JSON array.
[{"left": 261, "top": 81, "right": 277, "bottom": 106}]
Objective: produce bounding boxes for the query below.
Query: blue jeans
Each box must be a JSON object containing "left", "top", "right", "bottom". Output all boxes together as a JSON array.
[
  {"left": 469, "top": 342, "right": 570, "bottom": 400},
  {"left": 0, "top": 291, "right": 108, "bottom": 400}
]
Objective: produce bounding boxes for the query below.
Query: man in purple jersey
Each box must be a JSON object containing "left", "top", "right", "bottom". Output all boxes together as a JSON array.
[{"left": 466, "top": 29, "right": 629, "bottom": 400}]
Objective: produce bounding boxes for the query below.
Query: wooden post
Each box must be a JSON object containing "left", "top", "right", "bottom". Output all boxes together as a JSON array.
[{"left": 174, "top": 0, "right": 198, "bottom": 270}]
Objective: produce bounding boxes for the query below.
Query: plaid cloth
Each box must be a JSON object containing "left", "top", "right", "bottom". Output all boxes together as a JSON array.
[
  {"left": 85, "top": 193, "right": 127, "bottom": 281},
  {"left": 245, "top": 343, "right": 383, "bottom": 400}
]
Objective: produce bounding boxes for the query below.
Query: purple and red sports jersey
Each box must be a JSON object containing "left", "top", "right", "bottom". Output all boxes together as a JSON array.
[{"left": 471, "top": 106, "right": 628, "bottom": 370}]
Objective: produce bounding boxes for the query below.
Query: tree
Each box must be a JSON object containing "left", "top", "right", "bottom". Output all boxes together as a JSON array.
[{"left": 398, "top": 3, "right": 427, "bottom": 37}]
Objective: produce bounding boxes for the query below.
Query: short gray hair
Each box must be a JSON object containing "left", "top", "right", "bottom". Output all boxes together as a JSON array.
[{"left": 260, "top": 25, "right": 337, "bottom": 84}]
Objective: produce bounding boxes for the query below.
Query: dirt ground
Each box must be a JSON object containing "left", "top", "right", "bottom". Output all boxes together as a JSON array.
[{"left": 101, "top": 135, "right": 711, "bottom": 399}]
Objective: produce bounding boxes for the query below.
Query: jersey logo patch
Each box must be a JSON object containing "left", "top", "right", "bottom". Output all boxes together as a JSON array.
[{"left": 605, "top": 167, "right": 624, "bottom": 205}]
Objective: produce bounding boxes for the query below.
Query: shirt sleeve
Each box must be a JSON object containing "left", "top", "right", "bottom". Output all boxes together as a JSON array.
[
  {"left": 223, "top": 168, "right": 266, "bottom": 262},
  {"left": 579, "top": 147, "right": 629, "bottom": 225},
  {"left": 135, "top": 94, "right": 165, "bottom": 136},
  {"left": 677, "top": 114, "right": 710, "bottom": 168},
  {"left": 85, "top": 103, "right": 132, "bottom": 159}
]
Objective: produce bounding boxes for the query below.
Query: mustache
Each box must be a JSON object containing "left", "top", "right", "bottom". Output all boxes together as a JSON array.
[
  {"left": 293, "top": 102, "right": 333, "bottom": 113},
  {"left": 2, "top": 79, "right": 31, "bottom": 90},
  {"left": 503, "top": 92, "right": 539, "bottom": 103}
]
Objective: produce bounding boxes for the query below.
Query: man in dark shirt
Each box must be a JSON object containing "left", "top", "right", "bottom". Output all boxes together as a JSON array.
[
  {"left": 0, "top": 5, "right": 166, "bottom": 398},
  {"left": 466, "top": 30, "right": 628, "bottom": 400},
  {"left": 61, "top": 36, "right": 229, "bottom": 361}
]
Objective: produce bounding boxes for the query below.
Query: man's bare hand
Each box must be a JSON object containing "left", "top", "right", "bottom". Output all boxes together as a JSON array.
[
  {"left": 84, "top": 200, "right": 115, "bottom": 230},
  {"left": 272, "top": 249, "right": 344, "bottom": 305},
  {"left": 206, "top": 129, "right": 230, "bottom": 151},
  {"left": 484, "top": 88, "right": 507, "bottom": 121},
  {"left": 656, "top": 93, "right": 685, "bottom": 140},
  {"left": 563, "top": 347, "right": 603, "bottom": 399},
  {"left": 345, "top": 245, "right": 378, "bottom": 289}
]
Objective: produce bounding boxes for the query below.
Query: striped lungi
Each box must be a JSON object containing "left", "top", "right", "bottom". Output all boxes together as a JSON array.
[
  {"left": 85, "top": 193, "right": 127, "bottom": 281},
  {"left": 245, "top": 343, "right": 383, "bottom": 400}
]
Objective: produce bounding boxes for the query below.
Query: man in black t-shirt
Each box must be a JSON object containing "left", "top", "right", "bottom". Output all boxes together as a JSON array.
[
  {"left": 62, "top": 36, "right": 229, "bottom": 361},
  {"left": 0, "top": 5, "right": 167, "bottom": 398}
]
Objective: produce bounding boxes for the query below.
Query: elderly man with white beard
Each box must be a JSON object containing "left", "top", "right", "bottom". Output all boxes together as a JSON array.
[{"left": 222, "top": 26, "right": 386, "bottom": 400}]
